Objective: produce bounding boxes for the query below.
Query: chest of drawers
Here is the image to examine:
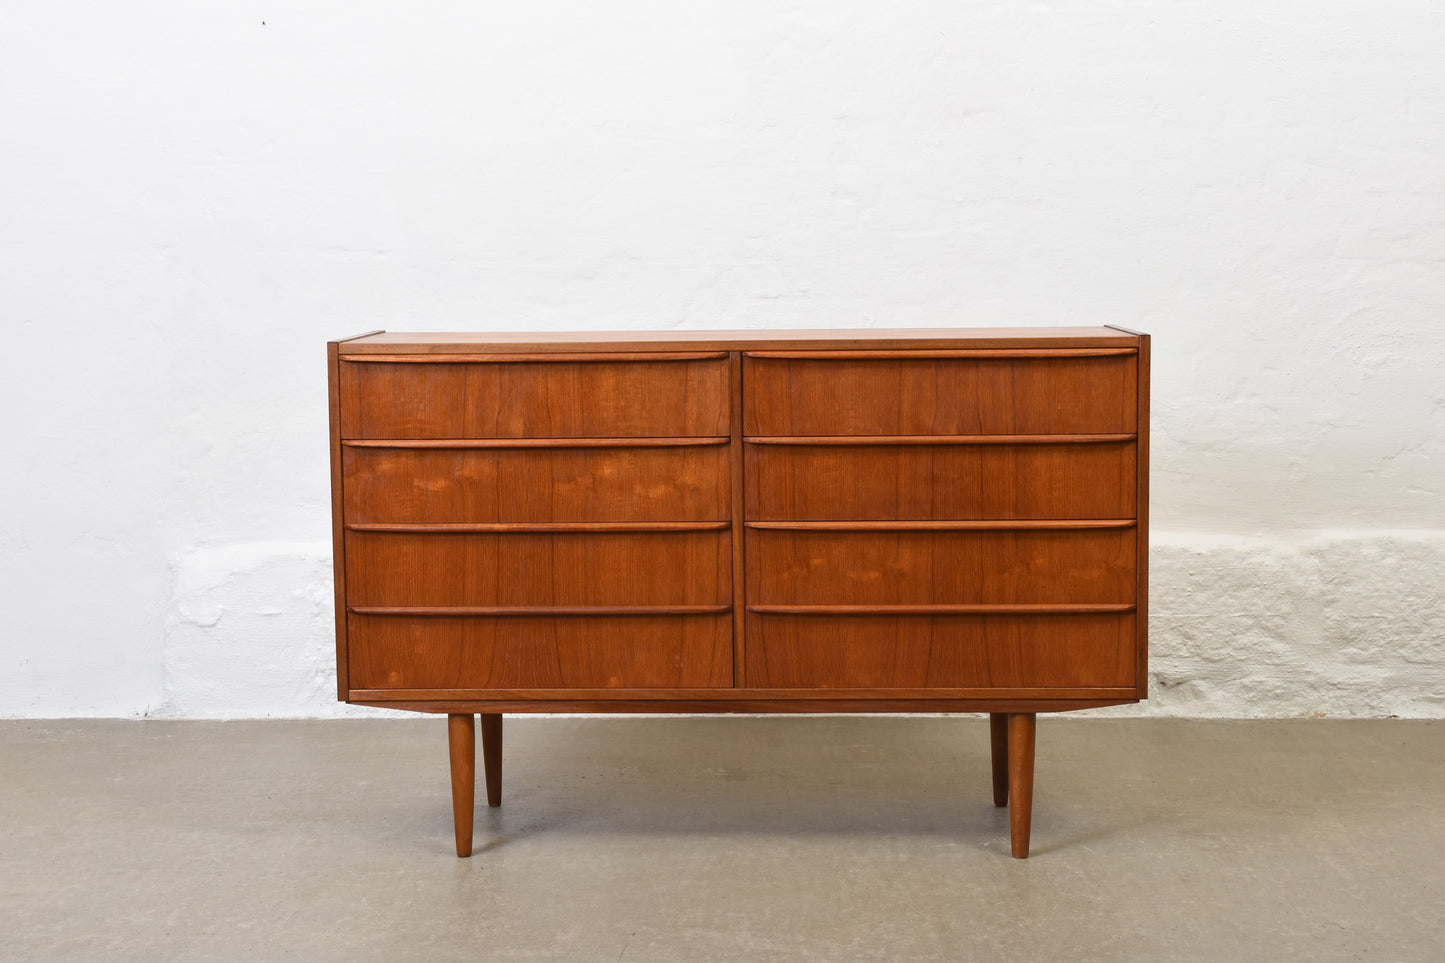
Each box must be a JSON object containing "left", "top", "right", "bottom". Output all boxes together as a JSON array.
[{"left": 327, "top": 327, "right": 1149, "bottom": 858}]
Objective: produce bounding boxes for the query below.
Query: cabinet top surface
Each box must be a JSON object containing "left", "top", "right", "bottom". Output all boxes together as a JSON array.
[{"left": 337, "top": 326, "right": 1142, "bottom": 354}]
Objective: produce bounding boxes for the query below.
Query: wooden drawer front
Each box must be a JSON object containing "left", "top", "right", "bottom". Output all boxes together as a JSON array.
[
  {"left": 341, "top": 358, "right": 729, "bottom": 439},
  {"left": 346, "top": 531, "right": 731, "bottom": 608},
  {"left": 746, "top": 442, "right": 1135, "bottom": 520},
  {"left": 746, "top": 528, "right": 1134, "bottom": 606},
  {"left": 343, "top": 445, "right": 730, "bottom": 523},
  {"left": 745, "top": 613, "right": 1135, "bottom": 689},
  {"left": 744, "top": 355, "right": 1135, "bottom": 436},
  {"left": 349, "top": 614, "right": 733, "bottom": 689}
]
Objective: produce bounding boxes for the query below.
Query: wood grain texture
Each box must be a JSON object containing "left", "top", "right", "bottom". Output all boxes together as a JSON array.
[
  {"left": 343, "top": 352, "right": 728, "bottom": 363},
  {"left": 1008, "top": 713, "right": 1037, "bottom": 858},
  {"left": 331, "top": 326, "right": 389, "bottom": 700},
  {"left": 729, "top": 351, "right": 747, "bottom": 687},
  {"left": 345, "top": 530, "right": 730, "bottom": 608},
  {"left": 339, "top": 327, "right": 1139, "bottom": 353},
  {"left": 744, "top": 349, "right": 1137, "bottom": 360},
  {"left": 352, "top": 697, "right": 1142, "bottom": 713},
  {"left": 329, "top": 329, "right": 1150, "bottom": 859},
  {"left": 480, "top": 713, "right": 502, "bottom": 808},
  {"left": 744, "top": 355, "right": 1136, "bottom": 436},
  {"left": 350, "top": 605, "right": 731, "bottom": 616},
  {"left": 447, "top": 714, "right": 475, "bottom": 857},
  {"left": 744, "top": 613, "right": 1136, "bottom": 689},
  {"left": 348, "top": 614, "right": 734, "bottom": 689},
  {"left": 990, "top": 714, "right": 1009, "bottom": 807},
  {"left": 340, "top": 358, "right": 728, "bottom": 439},
  {"left": 746, "top": 528, "right": 1135, "bottom": 606},
  {"left": 1103, "top": 325, "right": 1150, "bottom": 701},
  {"left": 327, "top": 341, "right": 350, "bottom": 700},
  {"left": 1135, "top": 336, "right": 1151, "bottom": 699},
  {"left": 746, "top": 604, "right": 1135, "bottom": 615},
  {"left": 343, "top": 445, "right": 730, "bottom": 523},
  {"left": 347, "top": 521, "right": 730, "bottom": 533},
  {"left": 343, "top": 437, "right": 728, "bottom": 449},
  {"left": 745, "top": 434, "right": 1135, "bottom": 446},
  {"left": 744, "top": 519, "right": 1136, "bottom": 532},
  {"left": 349, "top": 686, "right": 1139, "bottom": 701},
  {"left": 746, "top": 441, "right": 1136, "bottom": 520}
]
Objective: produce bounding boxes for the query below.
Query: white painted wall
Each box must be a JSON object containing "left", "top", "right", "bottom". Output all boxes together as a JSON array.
[{"left": 2, "top": 1, "right": 1441, "bottom": 718}]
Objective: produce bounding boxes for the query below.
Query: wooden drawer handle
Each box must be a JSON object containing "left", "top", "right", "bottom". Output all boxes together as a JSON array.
[
  {"left": 747, "top": 603, "right": 1135, "bottom": 615},
  {"left": 744, "top": 348, "right": 1136, "bottom": 360},
  {"left": 746, "top": 434, "right": 1135, "bottom": 446},
  {"left": 347, "top": 521, "right": 730, "bottom": 534},
  {"left": 344, "top": 437, "right": 730, "bottom": 449},
  {"left": 744, "top": 520, "right": 1135, "bottom": 531},
  {"left": 351, "top": 605, "right": 732, "bottom": 617},
  {"left": 341, "top": 352, "right": 729, "bottom": 363}
]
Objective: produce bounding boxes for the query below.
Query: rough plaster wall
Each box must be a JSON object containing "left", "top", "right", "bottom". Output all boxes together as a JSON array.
[
  {"left": 159, "top": 533, "right": 1445, "bottom": 719},
  {"left": 3, "top": 1, "right": 1442, "bottom": 717}
]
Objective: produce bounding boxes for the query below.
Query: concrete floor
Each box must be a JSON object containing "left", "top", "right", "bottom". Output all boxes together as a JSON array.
[{"left": 2, "top": 718, "right": 1442, "bottom": 962}]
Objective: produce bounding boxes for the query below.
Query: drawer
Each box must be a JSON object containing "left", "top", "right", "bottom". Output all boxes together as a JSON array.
[
  {"left": 343, "top": 444, "right": 730, "bottom": 523},
  {"left": 340, "top": 356, "right": 730, "bottom": 439},
  {"left": 745, "top": 441, "right": 1136, "bottom": 520},
  {"left": 348, "top": 613, "right": 733, "bottom": 689},
  {"left": 744, "top": 354, "right": 1136, "bottom": 436},
  {"left": 345, "top": 530, "right": 731, "bottom": 607},
  {"left": 745, "top": 613, "right": 1135, "bottom": 689},
  {"left": 746, "top": 527, "right": 1135, "bottom": 606}
]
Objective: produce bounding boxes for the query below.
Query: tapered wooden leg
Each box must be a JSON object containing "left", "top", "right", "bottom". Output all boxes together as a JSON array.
[
  {"left": 447, "top": 713, "right": 476, "bottom": 858},
  {"left": 989, "top": 713, "right": 1009, "bottom": 807},
  {"left": 1007, "top": 713, "right": 1036, "bottom": 858},
  {"left": 481, "top": 713, "right": 502, "bottom": 808}
]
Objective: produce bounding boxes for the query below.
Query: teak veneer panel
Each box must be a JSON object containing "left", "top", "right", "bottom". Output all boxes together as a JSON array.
[
  {"left": 348, "top": 613, "right": 734, "bottom": 689},
  {"left": 340, "top": 327, "right": 1137, "bottom": 353},
  {"left": 746, "top": 528, "right": 1135, "bottom": 606},
  {"left": 345, "top": 530, "right": 731, "bottom": 608},
  {"left": 343, "top": 446, "right": 730, "bottom": 523},
  {"left": 341, "top": 358, "right": 729, "bottom": 439},
  {"left": 327, "top": 327, "right": 1151, "bottom": 860},
  {"left": 745, "top": 441, "right": 1136, "bottom": 520},
  {"left": 744, "top": 613, "right": 1137, "bottom": 689},
  {"left": 744, "top": 355, "right": 1136, "bottom": 436}
]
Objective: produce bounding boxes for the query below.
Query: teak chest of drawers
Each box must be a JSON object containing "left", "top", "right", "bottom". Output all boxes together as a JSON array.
[{"left": 327, "top": 327, "right": 1150, "bottom": 858}]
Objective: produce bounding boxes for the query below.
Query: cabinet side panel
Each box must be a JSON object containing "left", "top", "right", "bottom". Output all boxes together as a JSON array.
[
  {"left": 349, "top": 614, "right": 734, "bottom": 689},
  {"left": 1135, "top": 335, "right": 1150, "bottom": 698},
  {"left": 328, "top": 342, "right": 349, "bottom": 700},
  {"left": 745, "top": 613, "right": 1136, "bottom": 689}
]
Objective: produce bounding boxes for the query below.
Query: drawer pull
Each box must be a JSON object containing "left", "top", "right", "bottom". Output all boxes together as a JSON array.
[
  {"left": 347, "top": 521, "right": 730, "bottom": 533},
  {"left": 345, "top": 436, "right": 730, "bottom": 449},
  {"left": 744, "top": 348, "right": 1136, "bottom": 360},
  {"left": 747, "top": 603, "right": 1135, "bottom": 615},
  {"left": 351, "top": 605, "right": 732, "bottom": 617},
  {"left": 341, "top": 351, "right": 730, "bottom": 363},
  {"left": 746, "top": 434, "right": 1135, "bottom": 446},
  {"left": 744, "top": 520, "right": 1135, "bottom": 531}
]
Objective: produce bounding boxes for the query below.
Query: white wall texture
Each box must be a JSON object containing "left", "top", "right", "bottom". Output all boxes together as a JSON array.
[{"left": 2, "top": 1, "right": 1441, "bottom": 718}]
